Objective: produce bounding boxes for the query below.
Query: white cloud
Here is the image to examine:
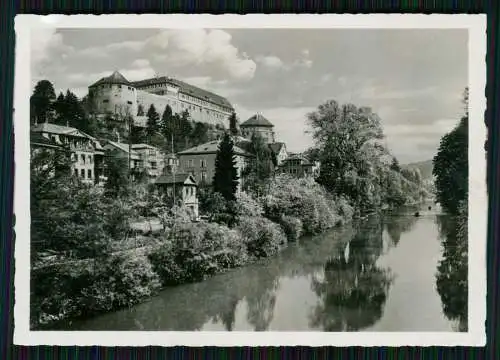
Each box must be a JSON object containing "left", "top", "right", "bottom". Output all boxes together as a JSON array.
[
  {"left": 131, "top": 59, "right": 151, "bottom": 68},
  {"left": 148, "top": 29, "right": 257, "bottom": 81},
  {"left": 256, "top": 55, "right": 285, "bottom": 69}
]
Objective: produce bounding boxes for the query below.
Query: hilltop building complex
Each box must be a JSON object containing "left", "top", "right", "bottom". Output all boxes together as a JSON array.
[{"left": 88, "top": 71, "right": 234, "bottom": 128}]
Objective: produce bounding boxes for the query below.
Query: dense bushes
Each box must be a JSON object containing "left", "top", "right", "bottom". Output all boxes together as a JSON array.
[
  {"left": 261, "top": 175, "right": 350, "bottom": 235},
  {"left": 31, "top": 251, "right": 161, "bottom": 328},
  {"left": 237, "top": 216, "right": 287, "bottom": 258},
  {"left": 149, "top": 222, "right": 248, "bottom": 285},
  {"left": 279, "top": 216, "right": 303, "bottom": 242}
]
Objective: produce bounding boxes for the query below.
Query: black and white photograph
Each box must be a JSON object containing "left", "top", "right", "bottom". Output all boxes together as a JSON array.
[{"left": 14, "top": 14, "right": 487, "bottom": 346}]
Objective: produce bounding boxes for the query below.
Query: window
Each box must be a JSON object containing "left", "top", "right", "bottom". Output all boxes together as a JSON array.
[
  {"left": 88, "top": 155, "right": 92, "bottom": 164},
  {"left": 187, "top": 159, "right": 194, "bottom": 167},
  {"left": 103, "top": 99, "right": 109, "bottom": 103},
  {"left": 81, "top": 154, "right": 85, "bottom": 164},
  {"left": 118, "top": 84, "right": 122, "bottom": 88},
  {"left": 127, "top": 101, "right": 133, "bottom": 105},
  {"left": 81, "top": 169, "right": 85, "bottom": 178},
  {"left": 200, "top": 159, "right": 206, "bottom": 168},
  {"left": 74, "top": 169, "right": 78, "bottom": 177},
  {"left": 150, "top": 161, "right": 157, "bottom": 169},
  {"left": 201, "top": 171, "right": 207, "bottom": 182},
  {"left": 88, "top": 169, "right": 92, "bottom": 179},
  {"left": 149, "top": 149, "right": 155, "bottom": 156}
]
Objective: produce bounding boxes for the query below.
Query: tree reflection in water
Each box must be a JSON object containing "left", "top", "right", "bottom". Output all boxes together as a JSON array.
[
  {"left": 435, "top": 215, "right": 468, "bottom": 331},
  {"left": 309, "top": 217, "right": 394, "bottom": 331},
  {"left": 384, "top": 214, "right": 418, "bottom": 246}
]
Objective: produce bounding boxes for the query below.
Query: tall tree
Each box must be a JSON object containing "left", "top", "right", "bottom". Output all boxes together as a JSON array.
[
  {"left": 160, "top": 104, "right": 173, "bottom": 139},
  {"left": 104, "top": 151, "right": 130, "bottom": 198},
  {"left": 308, "top": 100, "right": 386, "bottom": 212},
  {"left": 432, "top": 116, "right": 468, "bottom": 214},
  {"left": 146, "top": 104, "right": 160, "bottom": 142},
  {"left": 137, "top": 104, "right": 145, "bottom": 116},
  {"left": 229, "top": 111, "right": 239, "bottom": 136},
  {"left": 242, "top": 133, "right": 275, "bottom": 194},
  {"left": 190, "top": 122, "right": 210, "bottom": 146},
  {"left": 213, "top": 133, "right": 239, "bottom": 202},
  {"left": 30, "top": 80, "right": 56, "bottom": 124},
  {"left": 180, "top": 110, "right": 193, "bottom": 148}
]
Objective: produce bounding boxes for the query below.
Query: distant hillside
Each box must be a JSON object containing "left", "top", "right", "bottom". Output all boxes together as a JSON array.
[{"left": 403, "top": 159, "right": 434, "bottom": 180}]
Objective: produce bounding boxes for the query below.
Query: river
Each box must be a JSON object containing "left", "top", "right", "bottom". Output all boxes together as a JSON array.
[{"left": 52, "top": 205, "right": 467, "bottom": 332}]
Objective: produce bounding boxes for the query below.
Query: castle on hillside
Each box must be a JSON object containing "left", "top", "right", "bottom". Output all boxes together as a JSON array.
[{"left": 88, "top": 71, "right": 234, "bottom": 127}]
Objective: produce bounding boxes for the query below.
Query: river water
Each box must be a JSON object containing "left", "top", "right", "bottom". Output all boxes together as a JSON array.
[{"left": 53, "top": 206, "right": 467, "bottom": 332}]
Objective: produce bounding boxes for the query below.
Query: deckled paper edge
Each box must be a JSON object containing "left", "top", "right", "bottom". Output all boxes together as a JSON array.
[{"left": 13, "top": 14, "right": 487, "bottom": 347}]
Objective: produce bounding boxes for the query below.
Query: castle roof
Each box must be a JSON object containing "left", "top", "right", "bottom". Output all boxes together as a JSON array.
[
  {"left": 240, "top": 113, "right": 274, "bottom": 128},
  {"left": 177, "top": 140, "right": 252, "bottom": 157},
  {"left": 89, "top": 71, "right": 132, "bottom": 88},
  {"left": 131, "top": 76, "right": 233, "bottom": 110}
]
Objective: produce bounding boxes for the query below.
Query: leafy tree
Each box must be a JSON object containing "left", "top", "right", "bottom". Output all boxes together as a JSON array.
[
  {"left": 229, "top": 112, "right": 239, "bottom": 136},
  {"left": 308, "top": 100, "right": 387, "bottom": 212},
  {"left": 53, "top": 90, "right": 87, "bottom": 130},
  {"left": 104, "top": 151, "right": 130, "bottom": 197},
  {"left": 137, "top": 104, "right": 145, "bottom": 116},
  {"left": 390, "top": 157, "right": 401, "bottom": 172},
  {"left": 241, "top": 133, "right": 275, "bottom": 195},
  {"left": 213, "top": 133, "right": 239, "bottom": 202},
  {"left": 190, "top": 122, "right": 210, "bottom": 146},
  {"left": 130, "top": 125, "right": 146, "bottom": 144},
  {"left": 146, "top": 104, "right": 160, "bottom": 141},
  {"left": 160, "top": 104, "right": 173, "bottom": 139},
  {"left": 30, "top": 80, "right": 56, "bottom": 124},
  {"left": 432, "top": 116, "right": 468, "bottom": 214}
]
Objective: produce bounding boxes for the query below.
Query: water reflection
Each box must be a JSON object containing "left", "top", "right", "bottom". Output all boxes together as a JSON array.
[
  {"left": 435, "top": 215, "right": 468, "bottom": 331},
  {"left": 52, "top": 212, "right": 460, "bottom": 332},
  {"left": 310, "top": 218, "right": 394, "bottom": 331}
]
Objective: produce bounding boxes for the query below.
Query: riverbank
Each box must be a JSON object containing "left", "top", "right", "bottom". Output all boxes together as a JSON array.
[
  {"left": 31, "top": 175, "right": 357, "bottom": 329},
  {"left": 45, "top": 211, "right": 463, "bottom": 332}
]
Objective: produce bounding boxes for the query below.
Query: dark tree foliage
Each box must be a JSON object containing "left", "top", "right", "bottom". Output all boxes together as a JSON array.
[
  {"left": 432, "top": 116, "right": 468, "bottom": 215},
  {"left": 160, "top": 104, "right": 173, "bottom": 139},
  {"left": 104, "top": 151, "right": 130, "bottom": 197},
  {"left": 390, "top": 157, "right": 401, "bottom": 172},
  {"left": 30, "top": 80, "right": 56, "bottom": 124},
  {"left": 213, "top": 133, "right": 239, "bottom": 202},
  {"left": 137, "top": 104, "right": 145, "bottom": 116},
  {"left": 130, "top": 125, "right": 146, "bottom": 144},
  {"left": 241, "top": 133, "right": 274, "bottom": 194},
  {"left": 229, "top": 112, "right": 239, "bottom": 136},
  {"left": 190, "top": 122, "right": 210, "bottom": 146},
  {"left": 53, "top": 90, "right": 87, "bottom": 131},
  {"left": 146, "top": 104, "right": 160, "bottom": 141}
]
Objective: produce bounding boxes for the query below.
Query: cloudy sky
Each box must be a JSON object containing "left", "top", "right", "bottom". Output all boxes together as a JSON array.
[{"left": 31, "top": 28, "right": 467, "bottom": 163}]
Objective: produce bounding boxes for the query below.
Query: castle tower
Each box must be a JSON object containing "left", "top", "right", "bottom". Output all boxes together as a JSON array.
[
  {"left": 88, "top": 70, "right": 138, "bottom": 121},
  {"left": 239, "top": 113, "right": 275, "bottom": 144}
]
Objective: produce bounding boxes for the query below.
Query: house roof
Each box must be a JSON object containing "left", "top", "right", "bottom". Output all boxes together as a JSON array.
[
  {"left": 282, "top": 153, "right": 313, "bottom": 166},
  {"left": 30, "top": 132, "right": 64, "bottom": 150},
  {"left": 268, "top": 142, "right": 286, "bottom": 154},
  {"left": 240, "top": 113, "right": 274, "bottom": 128},
  {"left": 177, "top": 140, "right": 252, "bottom": 157},
  {"left": 155, "top": 172, "right": 197, "bottom": 185},
  {"left": 89, "top": 71, "right": 132, "bottom": 88},
  {"left": 105, "top": 141, "right": 139, "bottom": 156},
  {"left": 32, "top": 122, "right": 87, "bottom": 137},
  {"left": 131, "top": 76, "right": 233, "bottom": 110},
  {"left": 131, "top": 143, "right": 157, "bottom": 150},
  {"left": 31, "top": 123, "right": 103, "bottom": 150}
]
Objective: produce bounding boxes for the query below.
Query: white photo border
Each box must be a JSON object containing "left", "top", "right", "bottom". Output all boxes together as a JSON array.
[{"left": 13, "top": 14, "right": 488, "bottom": 347}]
